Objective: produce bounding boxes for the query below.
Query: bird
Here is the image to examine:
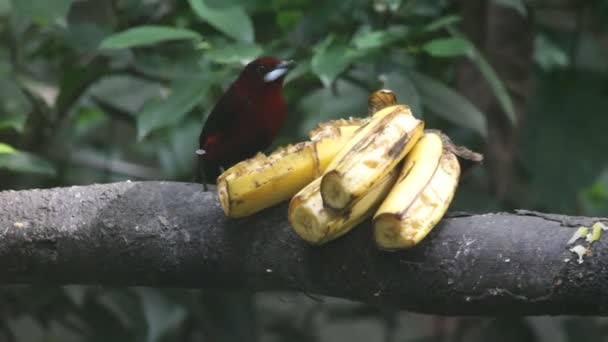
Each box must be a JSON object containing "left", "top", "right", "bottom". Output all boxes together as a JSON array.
[{"left": 196, "top": 57, "right": 295, "bottom": 186}]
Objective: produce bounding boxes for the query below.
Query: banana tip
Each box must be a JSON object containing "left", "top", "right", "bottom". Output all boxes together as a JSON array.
[
  {"left": 288, "top": 199, "right": 324, "bottom": 244},
  {"left": 373, "top": 214, "right": 416, "bottom": 250},
  {"left": 320, "top": 171, "right": 352, "bottom": 210}
]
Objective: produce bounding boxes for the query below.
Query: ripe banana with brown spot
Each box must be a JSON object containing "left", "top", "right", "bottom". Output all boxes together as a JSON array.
[
  {"left": 373, "top": 131, "right": 461, "bottom": 250},
  {"left": 320, "top": 105, "right": 424, "bottom": 210},
  {"left": 217, "top": 119, "right": 363, "bottom": 218},
  {"left": 289, "top": 168, "right": 399, "bottom": 244}
]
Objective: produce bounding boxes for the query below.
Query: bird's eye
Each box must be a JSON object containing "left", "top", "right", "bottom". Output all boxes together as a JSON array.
[{"left": 256, "top": 65, "right": 267, "bottom": 74}]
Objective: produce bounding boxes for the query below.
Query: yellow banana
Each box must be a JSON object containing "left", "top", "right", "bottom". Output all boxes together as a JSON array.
[
  {"left": 217, "top": 119, "right": 363, "bottom": 218},
  {"left": 373, "top": 132, "right": 461, "bottom": 250},
  {"left": 289, "top": 168, "right": 398, "bottom": 244},
  {"left": 320, "top": 105, "right": 424, "bottom": 209}
]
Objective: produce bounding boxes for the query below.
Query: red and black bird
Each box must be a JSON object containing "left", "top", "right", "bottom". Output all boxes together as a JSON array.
[{"left": 196, "top": 57, "right": 295, "bottom": 184}]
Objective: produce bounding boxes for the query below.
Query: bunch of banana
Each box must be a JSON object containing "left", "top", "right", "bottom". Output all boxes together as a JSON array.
[
  {"left": 216, "top": 89, "right": 397, "bottom": 218},
  {"left": 214, "top": 89, "right": 482, "bottom": 249}
]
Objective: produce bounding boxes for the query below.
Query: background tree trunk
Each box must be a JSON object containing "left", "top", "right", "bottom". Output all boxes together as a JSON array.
[{"left": 457, "top": 0, "right": 534, "bottom": 198}]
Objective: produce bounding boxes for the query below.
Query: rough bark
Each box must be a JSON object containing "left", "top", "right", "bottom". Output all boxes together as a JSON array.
[{"left": 0, "top": 181, "right": 607, "bottom": 316}]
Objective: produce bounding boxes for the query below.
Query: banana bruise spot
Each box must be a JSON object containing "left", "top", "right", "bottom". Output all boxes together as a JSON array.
[
  {"left": 332, "top": 107, "right": 403, "bottom": 167},
  {"left": 387, "top": 132, "right": 412, "bottom": 159}
]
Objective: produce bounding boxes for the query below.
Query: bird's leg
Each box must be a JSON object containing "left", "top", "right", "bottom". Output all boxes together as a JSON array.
[{"left": 195, "top": 149, "right": 209, "bottom": 191}]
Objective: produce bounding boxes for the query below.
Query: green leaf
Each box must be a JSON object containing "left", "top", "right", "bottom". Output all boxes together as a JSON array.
[
  {"left": 74, "top": 107, "right": 107, "bottom": 137},
  {"left": 133, "top": 52, "right": 206, "bottom": 80},
  {"left": 409, "top": 71, "right": 487, "bottom": 137},
  {"left": 0, "top": 0, "right": 11, "bottom": 16},
  {"left": 292, "top": 0, "right": 348, "bottom": 43},
  {"left": 352, "top": 31, "right": 393, "bottom": 50},
  {"left": 160, "top": 118, "right": 202, "bottom": 178},
  {"left": 533, "top": 34, "right": 569, "bottom": 70},
  {"left": 63, "top": 286, "right": 88, "bottom": 307},
  {"left": 562, "top": 317, "right": 603, "bottom": 342},
  {"left": 10, "top": 0, "right": 73, "bottom": 22},
  {"left": 580, "top": 169, "right": 608, "bottom": 217},
  {"left": 448, "top": 27, "right": 517, "bottom": 126},
  {"left": 352, "top": 26, "right": 409, "bottom": 50},
  {"left": 381, "top": 71, "right": 422, "bottom": 118},
  {"left": 0, "top": 58, "right": 10, "bottom": 78},
  {"left": 469, "top": 48, "right": 517, "bottom": 125},
  {"left": 421, "top": 37, "right": 472, "bottom": 57},
  {"left": 137, "top": 76, "right": 209, "bottom": 140},
  {"left": 100, "top": 26, "right": 203, "bottom": 50},
  {"left": 481, "top": 318, "right": 535, "bottom": 342},
  {"left": 353, "top": 31, "right": 390, "bottom": 50},
  {"left": 521, "top": 71, "right": 608, "bottom": 213},
  {"left": 386, "top": 0, "right": 402, "bottom": 12},
  {"left": 284, "top": 61, "right": 310, "bottom": 85},
  {"left": 373, "top": 0, "right": 402, "bottom": 12},
  {"left": 423, "top": 15, "right": 461, "bottom": 32},
  {"left": 277, "top": 9, "right": 303, "bottom": 31},
  {"left": 298, "top": 80, "right": 368, "bottom": 138},
  {"left": 63, "top": 23, "right": 111, "bottom": 52},
  {"left": 0, "top": 150, "right": 56, "bottom": 175},
  {"left": 0, "top": 142, "right": 16, "bottom": 154},
  {"left": 492, "top": 0, "right": 527, "bottom": 16},
  {"left": 206, "top": 42, "right": 262, "bottom": 64},
  {"left": 189, "top": 0, "right": 254, "bottom": 42},
  {"left": 136, "top": 288, "right": 186, "bottom": 342},
  {"left": 312, "top": 38, "right": 360, "bottom": 87},
  {"left": 0, "top": 115, "right": 26, "bottom": 133}
]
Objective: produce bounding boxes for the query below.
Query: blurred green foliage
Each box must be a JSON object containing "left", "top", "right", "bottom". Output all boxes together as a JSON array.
[{"left": 0, "top": 0, "right": 607, "bottom": 341}]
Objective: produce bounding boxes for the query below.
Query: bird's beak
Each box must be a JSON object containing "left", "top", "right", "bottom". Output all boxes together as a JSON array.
[{"left": 264, "top": 60, "right": 296, "bottom": 83}]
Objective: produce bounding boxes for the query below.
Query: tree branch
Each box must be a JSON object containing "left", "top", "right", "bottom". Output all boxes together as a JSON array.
[{"left": 0, "top": 182, "right": 607, "bottom": 316}]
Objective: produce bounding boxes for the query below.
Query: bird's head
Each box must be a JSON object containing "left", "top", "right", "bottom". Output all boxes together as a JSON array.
[{"left": 238, "top": 57, "right": 296, "bottom": 88}]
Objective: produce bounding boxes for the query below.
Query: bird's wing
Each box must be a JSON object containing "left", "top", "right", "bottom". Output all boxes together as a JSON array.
[{"left": 199, "top": 89, "right": 253, "bottom": 146}]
